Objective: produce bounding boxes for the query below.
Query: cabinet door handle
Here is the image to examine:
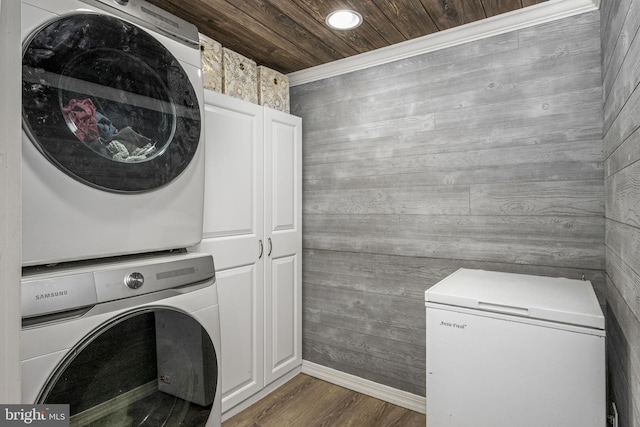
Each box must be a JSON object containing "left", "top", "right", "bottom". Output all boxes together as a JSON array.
[
  {"left": 258, "top": 239, "right": 264, "bottom": 259},
  {"left": 267, "top": 237, "right": 273, "bottom": 257}
]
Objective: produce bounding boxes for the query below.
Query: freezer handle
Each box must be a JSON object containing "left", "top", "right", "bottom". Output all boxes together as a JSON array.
[{"left": 477, "top": 301, "right": 529, "bottom": 316}]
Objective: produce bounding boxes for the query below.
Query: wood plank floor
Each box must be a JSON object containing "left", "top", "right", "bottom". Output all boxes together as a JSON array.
[{"left": 222, "top": 374, "right": 425, "bottom": 427}]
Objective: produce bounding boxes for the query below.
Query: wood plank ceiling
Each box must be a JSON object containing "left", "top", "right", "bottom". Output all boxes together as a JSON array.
[{"left": 146, "top": 0, "right": 548, "bottom": 74}]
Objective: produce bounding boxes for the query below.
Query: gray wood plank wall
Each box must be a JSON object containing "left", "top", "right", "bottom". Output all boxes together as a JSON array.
[
  {"left": 291, "top": 11, "right": 604, "bottom": 397},
  {"left": 601, "top": 0, "right": 640, "bottom": 424}
]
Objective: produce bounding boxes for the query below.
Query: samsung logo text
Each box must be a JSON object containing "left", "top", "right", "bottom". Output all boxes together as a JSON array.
[{"left": 35, "top": 291, "right": 68, "bottom": 301}]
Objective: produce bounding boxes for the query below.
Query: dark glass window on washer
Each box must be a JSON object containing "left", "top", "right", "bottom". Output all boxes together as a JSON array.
[
  {"left": 40, "top": 309, "right": 217, "bottom": 426},
  {"left": 22, "top": 13, "right": 201, "bottom": 192}
]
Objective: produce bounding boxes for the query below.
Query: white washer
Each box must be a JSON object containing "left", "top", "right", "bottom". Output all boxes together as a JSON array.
[
  {"left": 21, "top": 252, "right": 221, "bottom": 426},
  {"left": 21, "top": 0, "right": 205, "bottom": 266}
]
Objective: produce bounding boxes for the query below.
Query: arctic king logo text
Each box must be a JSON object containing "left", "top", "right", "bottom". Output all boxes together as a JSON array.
[{"left": 35, "top": 291, "right": 68, "bottom": 301}]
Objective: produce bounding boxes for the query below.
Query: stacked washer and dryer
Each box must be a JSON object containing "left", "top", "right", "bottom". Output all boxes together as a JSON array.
[{"left": 20, "top": 0, "right": 221, "bottom": 425}]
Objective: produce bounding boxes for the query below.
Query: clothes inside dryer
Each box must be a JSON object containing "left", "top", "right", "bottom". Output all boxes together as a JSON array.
[
  {"left": 22, "top": 13, "right": 200, "bottom": 192},
  {"left": 38, "top": 308, "right": 217, "bottom": 426}
]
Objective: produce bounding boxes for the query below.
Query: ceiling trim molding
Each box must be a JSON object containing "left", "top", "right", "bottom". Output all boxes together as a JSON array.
[{"left": 288, "top": 0, "right": 599, "bottom": 86}]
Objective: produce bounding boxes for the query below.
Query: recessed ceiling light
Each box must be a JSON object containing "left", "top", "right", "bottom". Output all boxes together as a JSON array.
[{"left": 326, "top": 10, "right": 362, "bottom": 30}]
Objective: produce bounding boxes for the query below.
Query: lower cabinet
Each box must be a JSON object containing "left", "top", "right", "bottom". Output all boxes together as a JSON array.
[
  {"left": 196, "top": 90, "right": 302, "bottom": 414},
  {"left": 214, "top": 264, "right": 265, "bottom": 411}
]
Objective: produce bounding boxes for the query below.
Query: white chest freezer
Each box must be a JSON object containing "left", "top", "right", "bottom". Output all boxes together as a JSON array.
[{"left": 425, "top": 269, "right": 605, "bottom": 427}]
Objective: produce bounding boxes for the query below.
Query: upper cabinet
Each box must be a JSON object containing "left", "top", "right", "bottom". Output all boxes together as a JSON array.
[{"left": 197, "top": 90, "right": 302, "bottom": 414}]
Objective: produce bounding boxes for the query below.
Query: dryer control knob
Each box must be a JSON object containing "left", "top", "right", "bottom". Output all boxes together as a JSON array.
[{"left": 125, "top": 272, "right": 144, "bottom": 289}]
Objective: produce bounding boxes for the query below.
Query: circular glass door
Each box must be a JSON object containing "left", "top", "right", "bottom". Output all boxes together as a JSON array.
[
  {"left": 39, "top": 308, "right": 217, "bottom": 426},
  {"left": 22, "top": 13, "right": 201, "bottom": 192}
]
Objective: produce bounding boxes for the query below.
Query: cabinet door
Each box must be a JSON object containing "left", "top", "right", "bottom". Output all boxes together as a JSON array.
[
  {"left": 213, "top": 263, "right": 264, "bottom": 412},
  {"left": 263, "top": 108, "right": 302, "bottom": 385},
  {"left": 197, "top": 91, "right": 264, "bottom": 412}
]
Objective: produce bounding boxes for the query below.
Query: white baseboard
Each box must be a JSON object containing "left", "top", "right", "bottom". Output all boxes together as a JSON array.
[{"left": 301, "top": 361, "right": 426, "bottom": 414}]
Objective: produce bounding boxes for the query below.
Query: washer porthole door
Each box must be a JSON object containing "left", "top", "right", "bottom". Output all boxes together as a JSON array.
[
  {"left": 39, "top": 309, "right": 217, "bottom": 426},
  {"left": 22, "top": 13, "right": 201, "bottom": 193}
]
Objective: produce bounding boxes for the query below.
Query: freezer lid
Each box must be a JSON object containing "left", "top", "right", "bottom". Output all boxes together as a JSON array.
[{"left": 425, "top": 269, "right": 604, "bottom": 329}]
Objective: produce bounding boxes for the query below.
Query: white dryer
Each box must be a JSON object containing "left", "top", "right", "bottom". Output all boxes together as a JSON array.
[
  {"left": 21, "top": 0, "right": 205, "bottom": 266},
  {"left": 21, "top": 252, "right": 221, "bottom": 426}
]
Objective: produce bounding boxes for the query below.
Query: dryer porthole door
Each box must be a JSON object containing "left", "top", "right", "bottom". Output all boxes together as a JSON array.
[
  {"left": 38, "top": 308, "right": 218, "bottom": 426},
  {"left": 22, "top": 13, "right": 201, "bottom": 193}
]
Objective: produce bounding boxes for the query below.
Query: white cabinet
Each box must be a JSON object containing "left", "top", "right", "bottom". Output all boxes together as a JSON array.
[
  {"left": 263, "top": 107, "right": 303, "bottom": 386},
  {"left": 196, "top": 90, "right": 302, "bottom": 413}
]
